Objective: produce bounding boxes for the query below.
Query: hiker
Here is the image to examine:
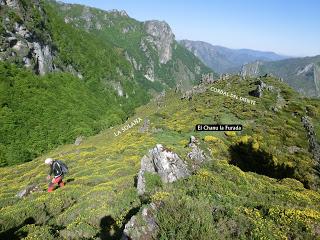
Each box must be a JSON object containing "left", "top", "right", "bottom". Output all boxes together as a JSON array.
[{"left": 45, "top": 158, "right": 68, "bottom": 192}]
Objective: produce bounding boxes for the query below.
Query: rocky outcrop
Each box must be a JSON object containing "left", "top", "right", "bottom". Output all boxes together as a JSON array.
[
  {"left": 144, "top": 20, "right": 174, "bottom": 64},
  {"left": 74, "top": 136, "right": 84, "bottom": 146},
  {"left": 125, "top": 138, "right": 208, "bottom": 239},
  {"left": 33, "top": 42, "right": 54, "bottom": 75},
  {"left": 124, "top": 51, "right": 141, "bottom": 71},
  {"left": 16, "top": 184, "right": 41, "bottom": 198},
  {"left": 249, "top": 79, "right": 277, "bottom": 98},
  {"left": 0, "top": 1, "right": 56, "bottom": 75},
  {"left": 108, "top": 9, "right": 129, "bottom": 17},
  {"left": 137, "top": 144, "right": 190, "bottom": 195},
  {"left": 220, "top": 73, "right": 232, "bottom": 81},
  {"left": 201, "top": 72, "right": 215, "bottom": 84},
  {"left": 287, "top": 146, "right": 303, "bottom": 154},
  {"left": 181, "top": 84, "right": 207, "bottom": 100},
  {"left": 65, "top": 65, "right": 83, "bottom": 79},
  {"left": 249, "top": 79, "right": 286, "bottom": 110},
  {"left": 144, "top": 66, "right": 155, "bottom": 82},
  {"left": 122, "top": 25, "right": 136, "bottom": 34},
  {"left": 2, "top": 0, "right": 19, "bottom": 9},
  {"left": 139, "top": 38, "right": 156, "bottom": 82},
  {"left": 301, "top": 116, "right": 320, "bottom": 163},
  {"left": 122, "top": 203, "right": 158, "bottom": 240},
  {"left": 80, "top": 6, "right": 94, "bottom": 30},
  {"left": 274, "top": 90, "right": 286, "bottom": 110},
  {"left": 249, "top": 84, "right": 263, "bottom": 98},
  {"left": 187, "top": 136, "right": 209, "bottom": 170},
  {"left": 110, "top": 81, "right": 125, "bottom": 97},
  {"left": 139, "top": 119, "right": 150, "bottom": 133},
  {"left": 154, "top": 90, "right": 166, "bottom": 108},
  {"left": 241, "top": 61, "right": 263, "bottom": 77}
]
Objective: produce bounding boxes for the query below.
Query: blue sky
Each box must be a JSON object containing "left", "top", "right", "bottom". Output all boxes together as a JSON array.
[{"left": 60, "top": 0, "right": 320, "bottom": 57}]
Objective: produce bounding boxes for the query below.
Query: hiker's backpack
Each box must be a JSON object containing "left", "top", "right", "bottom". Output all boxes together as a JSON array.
[{"left": 56, "top": 160, "right": 69, "bottom": 174}]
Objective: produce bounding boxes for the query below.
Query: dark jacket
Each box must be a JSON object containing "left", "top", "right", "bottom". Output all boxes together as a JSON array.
[{"left": 49, "top": 160, "right": 63, "bottom": 178}]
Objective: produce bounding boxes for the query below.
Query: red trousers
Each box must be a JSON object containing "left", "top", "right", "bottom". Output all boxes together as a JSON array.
[{"left": 48, "top": 176, "right": 65, "bottom": 192}]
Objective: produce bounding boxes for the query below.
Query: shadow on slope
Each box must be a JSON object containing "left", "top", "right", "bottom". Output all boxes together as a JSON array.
[
  {"left": 229, "top": 142, "right": 294, "bottom": 179},
  {"left": 0, "top": 217, "right": 35, "bottom": 240},
  {"left": 98, "top": 206, "right": 141, "bottom": 240},
  {"left": 99, "top": 216, "right": 120, "bottom": 240}
]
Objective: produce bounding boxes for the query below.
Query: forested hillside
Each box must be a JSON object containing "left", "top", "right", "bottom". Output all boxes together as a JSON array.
[{"left": 0, "top": 0, "right": 210, "bottom": 166}]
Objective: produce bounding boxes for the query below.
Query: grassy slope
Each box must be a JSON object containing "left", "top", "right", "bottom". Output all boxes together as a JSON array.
[{"left": 0, "top": 76, "right": 320, "bottom": 239}]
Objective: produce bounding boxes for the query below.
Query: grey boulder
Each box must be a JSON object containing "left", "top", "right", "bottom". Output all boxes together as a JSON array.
[
  {"left": 122, "top": 203, "right": 158, "bottom": 240},
  {"left": 16, "top": 184, "right": 41, "bottom": 198},
  {"left": 137, "top": 144, "right": 190, "bottom": 195}
]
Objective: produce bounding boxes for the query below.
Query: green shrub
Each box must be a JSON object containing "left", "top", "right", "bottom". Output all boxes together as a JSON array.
[{"left": 144, "top": 172, "right": 163, "bottom": 194}]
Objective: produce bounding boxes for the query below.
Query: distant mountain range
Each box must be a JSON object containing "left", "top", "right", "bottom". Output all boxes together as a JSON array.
[
  {"left": 179, "top": 40, "right": 288, "bottom": 74},
  {"left": 241, "top": 56, "right": 320, "bottom": 97},
  {"left": 180, "top": 40, "right": 320, "bottom": 98}
]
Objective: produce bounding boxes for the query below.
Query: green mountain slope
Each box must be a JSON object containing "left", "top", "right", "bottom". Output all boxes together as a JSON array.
[
  {"left": 46, "top": 0, "right": 211, "bottom": 90},
  {"left": 0, "top": 0, "right": 210, "bottom": 166},
  {"left": 241, "top": 56, "right": 320, "bottom": 98},
  {"left": 0, "top": 62, "right": 131, "bottom": 167},
  {"left": 1, "top": 75, "right": 320, "bottom": 239}
]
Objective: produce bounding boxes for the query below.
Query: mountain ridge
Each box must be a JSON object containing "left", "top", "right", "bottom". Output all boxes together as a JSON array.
[
  {"left": 179, "top": 39, "right": 288, "bottom": 74},
  {"left": 0, "top": 0, "right": 211, "bottom": 166},
  {"left": 241, "top": 55, "right": 320, "bottom": 97}
]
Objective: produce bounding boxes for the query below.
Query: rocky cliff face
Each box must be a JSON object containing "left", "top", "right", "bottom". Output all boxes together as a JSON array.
[
  {"left": 46, "top": 1, "right": 209, "bottom": 89},
  {"left": 294, "top": 63, "right": 320, "bottom": 97},
  {"left": 312, "top": 63, "right": 320, "bottom": 96},
  {"left": 1, "top": 0, "right": 210, "bottom": 102},
  {"left": 0, "top": 0, "right": 55, "bottom": 75},
  {"left": 1, "top": 0, "right": 19, "bottom": 9},
  {"left": 138, "top": 20, "right": 175, "bottom": 82},
  {"left": 144, "top": 20, "right": 174, "bottom": 64}
]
